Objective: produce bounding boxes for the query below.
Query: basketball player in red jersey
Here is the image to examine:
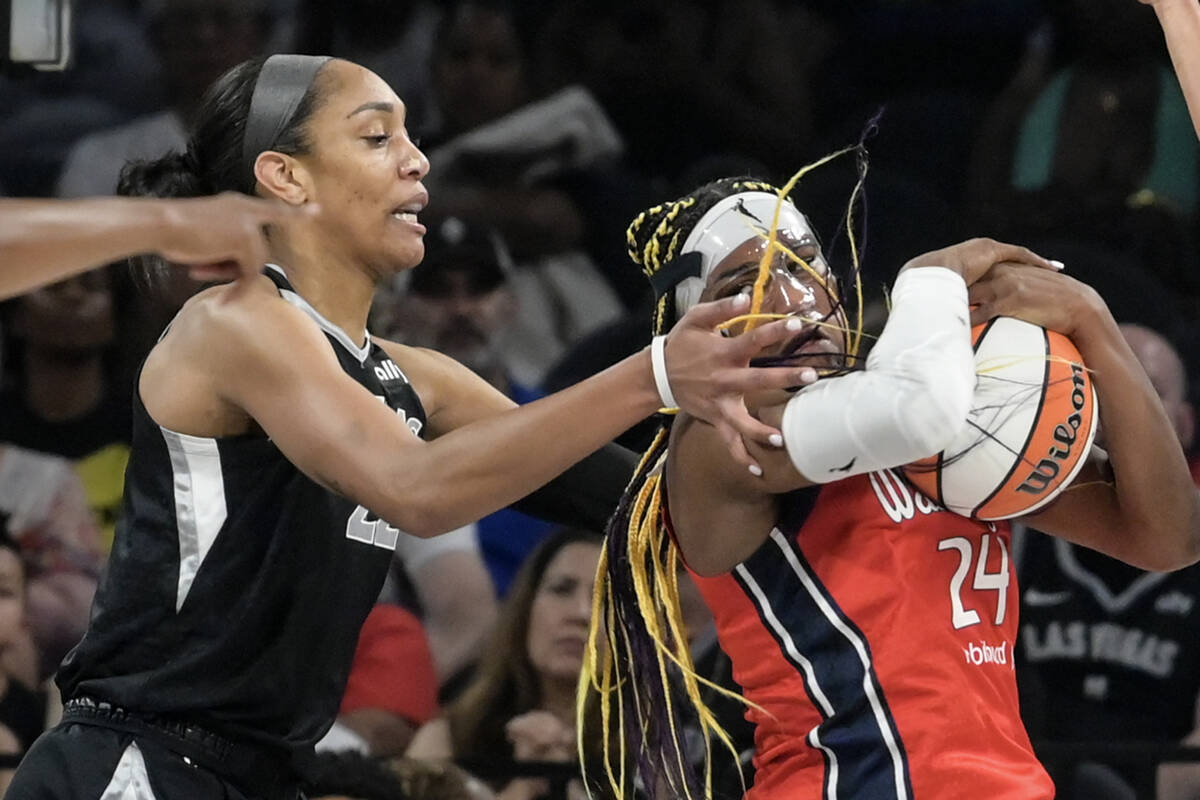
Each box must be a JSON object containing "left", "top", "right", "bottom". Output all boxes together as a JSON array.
[
  {"left": 586, "top": 177, "right": 1200, "bottom": 799},
  {"left": 1140, "top": 0, "right": 1200, "bottom": 139}
]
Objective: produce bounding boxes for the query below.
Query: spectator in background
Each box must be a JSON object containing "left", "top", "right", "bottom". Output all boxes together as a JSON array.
[
  {"left": 536, "top": 0, "right": 830, "bottom": 185},
  {"left": 383, "top": 526, "right": 499, "bottom": 693},
  {"left": 406, "top": 529, "right": 600, "bottom": 800},
  {"left": 1017, "top": 322, "right": 1200, "bottom": 800},
  {"left": 293, "top": 0, "right": 441, "bottom": 136},
  {"left": 0, "top": 446, "right": 103, "bottom": 681},
  {"left": 0, "top": 514, "right": 52, "bottom": 797},
  {"left": 55, "top": 0, "right": 275, "bottom": 199},
  {"left": 304, "top": 750, "right": 413, "bottom": 800},
  {"left": 0, "top": 0, "right": 162, "bottom": 196},
  {"left": 969, "top": 0, "right": 1200, "bottom": 303},
  {"left": 374, "top": 218, "right": 556, "bottom": 596},
  {"left": 375, "top": 218, "right": 529, "bottom": 401},
  {"left": 0, "top": 268, "right": 129, "bottom": 551},
  {"left": 389, "top": 758, "right": 496, "bottom": 800},
  {"left": 419, "top": 0, "right": 629, "bottom": 384},
  {"left": 319, "top": 604, "right": 440, "bottom": 759},
  {"left": 305, "top": 749, "right": 496, "bottom": 800}
]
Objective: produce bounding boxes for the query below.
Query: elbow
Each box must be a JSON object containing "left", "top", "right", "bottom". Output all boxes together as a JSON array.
[
  {"left": 900, "top": 373, "right": 974, "bottom": 460},
  {"left": 387, "top": 504, "right": 451, "bottom": 540},
  {"left": 1130, "top": 501, "right": 1200, "bottom": 572},
  {"left": 1160, "top": 506, "right": 1200, "bottom": 571},
  {"left": 379, "top": 482, "right": 459, "bottom": 539}
]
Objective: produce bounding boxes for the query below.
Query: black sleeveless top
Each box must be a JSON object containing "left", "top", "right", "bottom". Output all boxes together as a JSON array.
[{"left": 57, "top": 265, "right": 427, "bottom": 755}]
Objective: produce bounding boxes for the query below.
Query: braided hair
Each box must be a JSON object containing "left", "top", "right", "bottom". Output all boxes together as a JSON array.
[{"left": 581, "top": 150, "right": 871, "bottom": 799}]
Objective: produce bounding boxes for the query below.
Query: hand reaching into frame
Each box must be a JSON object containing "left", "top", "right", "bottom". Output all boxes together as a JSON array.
[{"left": 153, "top": 193, "right": 319, "bottom": 286}]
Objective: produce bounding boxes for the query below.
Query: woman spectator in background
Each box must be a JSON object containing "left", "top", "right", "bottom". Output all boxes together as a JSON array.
[
  {"left": 406, "top": 529, "right": 600, "bottom": 800},
  {"left": 0, "top": 515, "right": 51, "bottom": 797}
]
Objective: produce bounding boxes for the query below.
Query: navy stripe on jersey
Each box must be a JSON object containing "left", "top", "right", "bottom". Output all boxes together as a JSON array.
[{"left": 733, "top": 529, "right": 913, "bottom": 800}]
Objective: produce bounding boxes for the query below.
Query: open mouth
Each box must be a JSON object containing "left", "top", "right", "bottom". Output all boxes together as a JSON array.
[
  {"left": 389, "top": 190, "right": 428, "bottom": 223},
  {"left": 750, "top": 322, "right": 842, "bottom": 370}
]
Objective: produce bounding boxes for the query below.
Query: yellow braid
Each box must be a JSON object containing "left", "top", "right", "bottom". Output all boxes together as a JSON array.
[{"left": 582, "top": 428, "right": 760, "bottom": 800}]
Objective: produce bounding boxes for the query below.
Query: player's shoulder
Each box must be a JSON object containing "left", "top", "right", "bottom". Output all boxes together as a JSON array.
[
  {"left": 176, "top": 276, "right": 316, "bottom": 344},
  {"left": 156, "top": 275, "right": 334, "bottom": 378}
]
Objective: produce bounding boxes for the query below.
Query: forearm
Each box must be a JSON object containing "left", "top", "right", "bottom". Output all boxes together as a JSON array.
[
  {"left": 510, "top": 444, "right": 637, "bottom": 530},
  {"left": 0, "top": 198, "right": 172, "bottom": 298},
  {"left": 1155, "top": 0, "right": 1200, "bottom": 139},
  {"left": 385, "top": 353, "right": 659, "bottom": 536},
  {"left": 781, "top": 267, "right": 974, "bottom": 482},
  {"left": 1071, "top": 304, "right": 1200, "bottom": 567}
]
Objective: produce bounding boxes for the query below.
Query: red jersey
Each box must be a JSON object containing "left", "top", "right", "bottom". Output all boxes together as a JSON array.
[{"left": 686, "top": 470, "right": 1055, "bottom": 799}]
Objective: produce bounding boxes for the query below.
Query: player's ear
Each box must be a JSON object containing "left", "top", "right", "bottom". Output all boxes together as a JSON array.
[{"left": 253, "top": 151, "right": 311, "bottom": 206}]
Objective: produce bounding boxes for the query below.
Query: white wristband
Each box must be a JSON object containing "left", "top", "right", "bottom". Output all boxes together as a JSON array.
[{"left": 650, "top": 335, "right": 678, "bottom": 409}]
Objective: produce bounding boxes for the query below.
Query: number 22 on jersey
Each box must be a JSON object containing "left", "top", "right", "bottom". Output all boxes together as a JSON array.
[{"left": 345, "top": 505, "right": 401, "bottom": 551}]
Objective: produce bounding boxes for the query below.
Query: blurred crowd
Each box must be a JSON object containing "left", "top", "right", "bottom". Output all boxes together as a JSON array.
[{"left": 1, "top": 0, "right": 1200, "bottom": 798}]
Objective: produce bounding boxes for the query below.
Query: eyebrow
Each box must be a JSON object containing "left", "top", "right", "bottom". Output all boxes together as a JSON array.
[
  {"left": 346, "top": 101, "right": 395, "bottom": 119},
  {"left": 715, "top": 263, "right": 761, "bottom": 286}
]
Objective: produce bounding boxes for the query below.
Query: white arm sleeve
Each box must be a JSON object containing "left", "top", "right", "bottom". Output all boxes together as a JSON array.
[{"left": 781, "top": 266, "right": 975, "bottom": 483}]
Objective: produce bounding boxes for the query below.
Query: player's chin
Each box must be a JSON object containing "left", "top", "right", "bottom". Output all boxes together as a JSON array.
[{"left": 385, "top": 245, "right": 426, "bottom": 274}]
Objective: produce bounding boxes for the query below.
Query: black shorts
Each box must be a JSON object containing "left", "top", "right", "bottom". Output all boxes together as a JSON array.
[
  {"left": 6, "top": 699, "right": 303, "bottom": 800},
  {"left": 6, "top": 723, "right": 256, "bottom": 800}
]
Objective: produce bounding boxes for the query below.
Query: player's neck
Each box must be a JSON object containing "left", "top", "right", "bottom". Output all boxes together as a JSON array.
[{"left": 270, "top": 252, "right": 376, "bottom": 349}]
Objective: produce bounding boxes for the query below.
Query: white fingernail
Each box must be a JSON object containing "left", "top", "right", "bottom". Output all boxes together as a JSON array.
[
  {"left": 1050, "top": 260, "right": 1065, "bottom": 271},
  {"left": 769, "top": 433, "right": 783, "bottom": 447},
  {"left": 733, "top": 294, "right": 750, "bottom": 307},
  {"left": 786, "top": 318, "right": 804, "bottom": 330},
  {"left": 748, "top": 464, "right": 763, "bottom": 477}
]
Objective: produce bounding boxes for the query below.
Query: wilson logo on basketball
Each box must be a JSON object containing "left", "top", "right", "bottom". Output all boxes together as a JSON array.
[
  {"left": 899, "top": 317, "right": 1099, "bottom": 521},
  {"left": 1016, "top": 363, "right": 1089, "bottom": 496}
]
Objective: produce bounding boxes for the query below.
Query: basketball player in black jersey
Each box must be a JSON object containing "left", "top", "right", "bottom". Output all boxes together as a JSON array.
[{"left": 4, "top": 55, "right": 814, "bottom": 800}]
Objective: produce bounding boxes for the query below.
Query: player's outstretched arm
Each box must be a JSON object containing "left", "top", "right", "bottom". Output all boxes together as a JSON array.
[
  {"left": 0, "top": 194, "right": 313, "bottom": 299},
  {"left": 1142, "top": 0, "right": 1200, "bottom": 140},
  {"left": 164, "top": 286, "right": 813, "bottom": 538},
  {"left": 971, "top": 264, "right": 1200, "bottom": 570}
]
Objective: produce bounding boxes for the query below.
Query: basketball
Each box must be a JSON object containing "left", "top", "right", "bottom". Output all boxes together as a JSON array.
[{"left": 900, "top": 316, "right": 1099, "bottom": 521}]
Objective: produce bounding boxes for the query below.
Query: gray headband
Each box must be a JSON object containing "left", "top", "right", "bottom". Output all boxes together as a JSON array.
[{"left": 242, "top": 54, "right": 331, "bottom": 176}]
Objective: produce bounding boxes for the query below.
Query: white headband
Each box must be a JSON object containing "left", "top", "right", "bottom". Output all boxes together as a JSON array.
[{"left": 674, "top": 191, "right": 813, "bottom": 317}]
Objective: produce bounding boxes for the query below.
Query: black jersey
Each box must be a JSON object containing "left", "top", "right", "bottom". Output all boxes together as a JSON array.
[
  {"left": 57, "top": 265, "right": 428, "bottom": 757},
  {"left": 1016, "top": 529, "right": 1200, "bottom": 793}
]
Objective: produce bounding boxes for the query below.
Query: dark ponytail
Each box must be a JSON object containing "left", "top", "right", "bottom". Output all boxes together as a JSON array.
[{"left": 117, "top": 150, "right": 208, "bottom": 200}]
